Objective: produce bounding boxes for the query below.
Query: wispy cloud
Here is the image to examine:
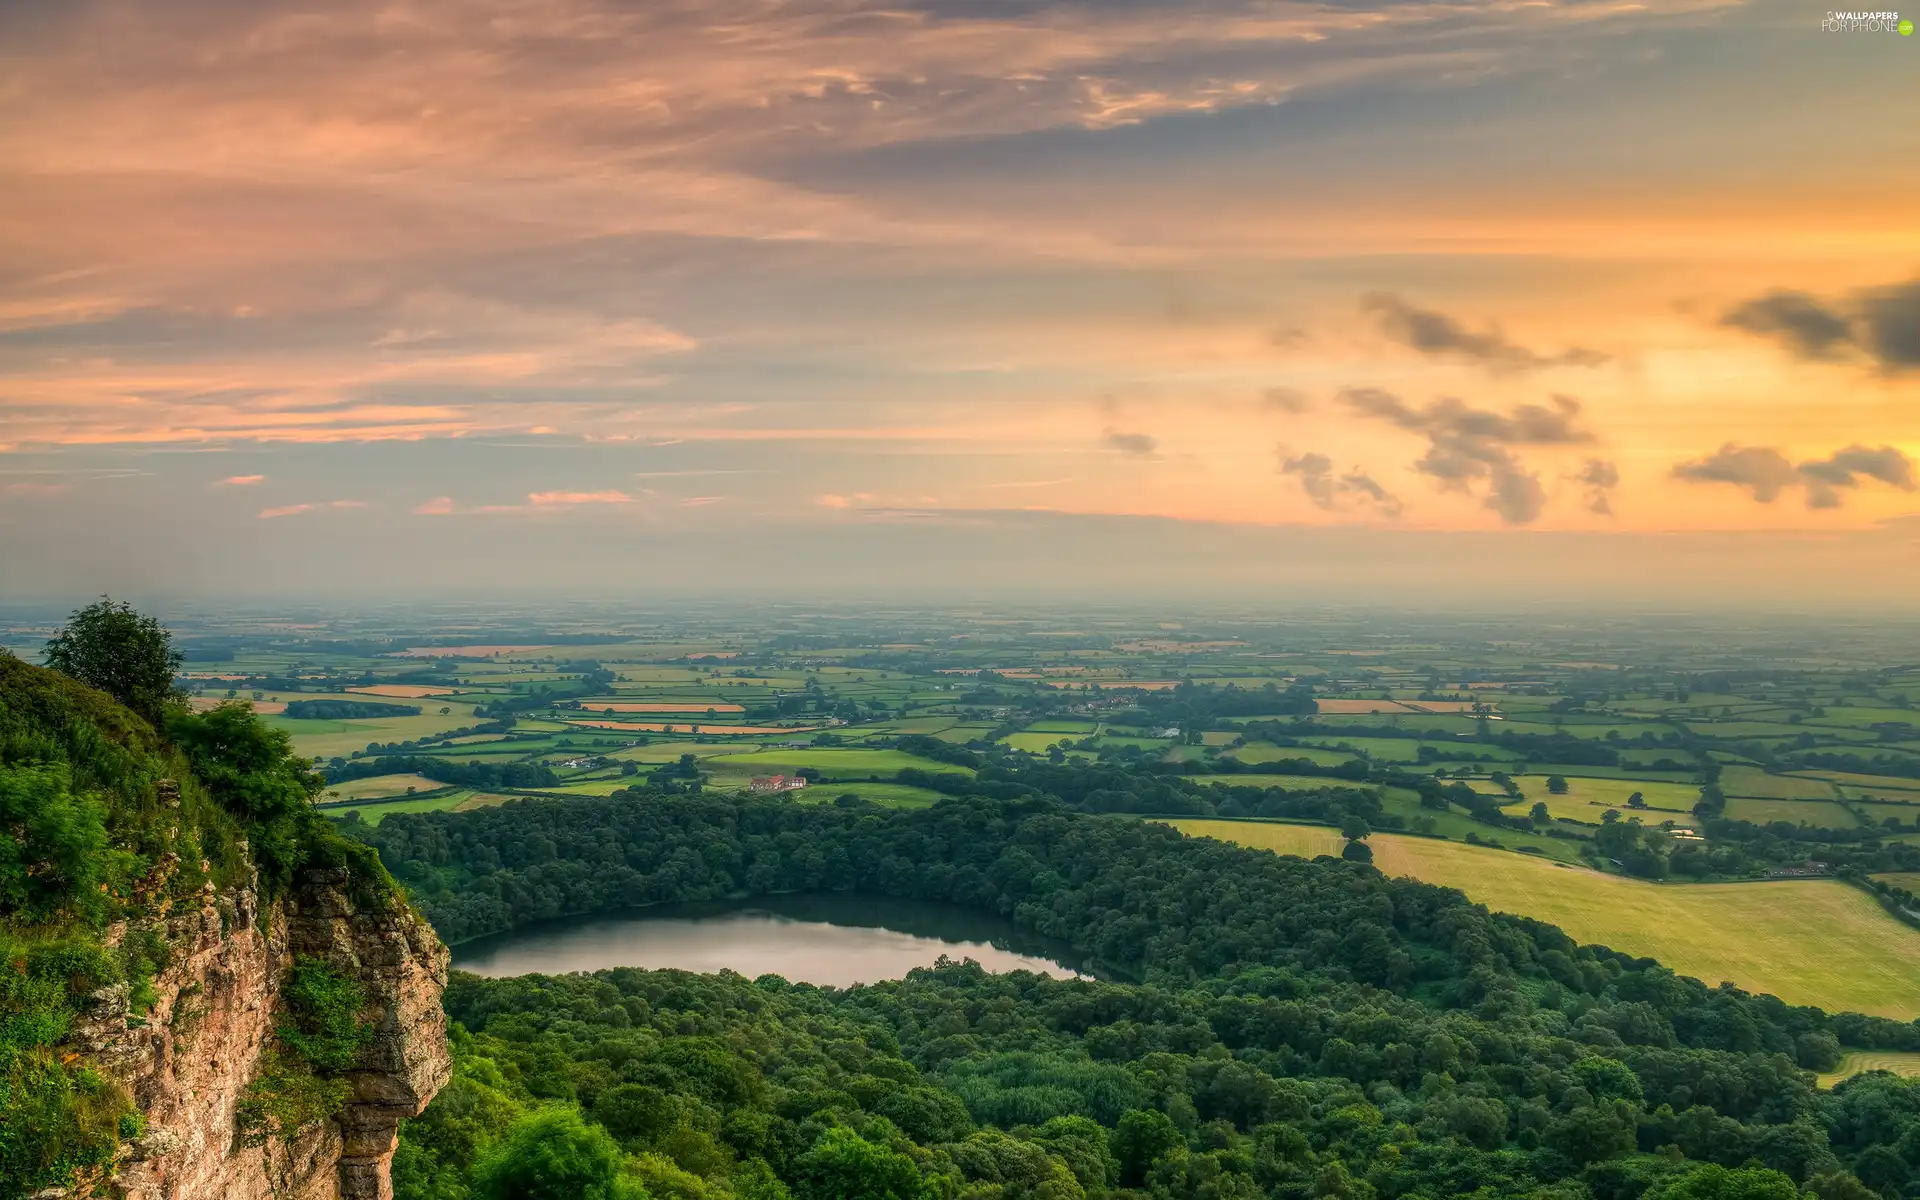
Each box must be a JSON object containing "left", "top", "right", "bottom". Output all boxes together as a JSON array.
[
  {"left": 1103, "top": 430, "right": 1159, "bottom": 459},
  {"left": 816, "top": 492, "right": 876, "bottom": 509},
  {"left": 258, "top": 499, "right": 367, "bottom": 519},
  {"left": 526, "top": 490, "right": 633, "bottom": 507},
  {"left": 414, "top": 489, "right": 639, "bottom": 515},
  {"left": 1278, "top": 451, "right": 1403, "bottom": 519},
  {"left": 1362, "top": 294, "right": 1608, "bottom": 372},
  {"left": 214, "top": 473, "right": 265, "bottom": 486}
]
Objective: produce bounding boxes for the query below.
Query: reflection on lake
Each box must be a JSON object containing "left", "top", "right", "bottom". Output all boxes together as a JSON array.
[{"left": 451, "top": 893, "right": 1101, "bottom": 986}]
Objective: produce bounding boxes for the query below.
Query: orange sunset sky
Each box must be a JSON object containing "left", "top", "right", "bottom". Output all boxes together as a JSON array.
[{"left": 2, "top": 0, "right": 1918, "bottom": 602}]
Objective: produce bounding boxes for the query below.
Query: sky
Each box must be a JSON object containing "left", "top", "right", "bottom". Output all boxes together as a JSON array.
[{"left": 2, "top": 0, "right": 1919, "bottom": 604}]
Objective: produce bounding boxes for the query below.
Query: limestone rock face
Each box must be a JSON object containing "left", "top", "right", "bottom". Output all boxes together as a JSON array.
[{"left": 76, "top": 869, "right": 450, "bottom": 1200}]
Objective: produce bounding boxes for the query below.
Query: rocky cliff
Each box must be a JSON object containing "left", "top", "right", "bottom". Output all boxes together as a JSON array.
[{"left": 69, "top": 854, "right": 450, "bottom": 1200}]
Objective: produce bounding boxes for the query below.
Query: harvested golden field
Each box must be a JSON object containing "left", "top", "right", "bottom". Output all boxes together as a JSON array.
[
  {"left": 1168, "top": 819, "right": 1920, "bottom": 1019},
  {"left": 320, "top": 773, "right": 445, "bottom": 801},
  {"left": 1818, "top": 1051, "right": 1920, "bottom": 1088}
]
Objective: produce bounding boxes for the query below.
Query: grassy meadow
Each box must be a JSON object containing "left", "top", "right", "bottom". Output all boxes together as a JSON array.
[{"left": 1169, "top": 819, "right": 1920, "bottom": 1019}]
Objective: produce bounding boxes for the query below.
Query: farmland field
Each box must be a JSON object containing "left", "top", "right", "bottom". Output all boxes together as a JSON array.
[
  {"left": 1509, "top": 774, "right": 1699, "bottom": 818},
  {"left": 1798, "top": 770, "right": 1920, "bottom": 795},
  {"left": 1169, "top": 819, "right": 1920, "bottom": 1019},
  {"left": 1723, "top": 797, "right": 1858, "bottom": 827},
  {"left": 266, "top": 701, "right": 482, "bottom": 757},
  {"left": 323, "top": 791, "right": 476, "bottom": 824},
  {"left": 1720, "top": 765, "right": 1840, "bottom": 799},
  {"left": 1002, "top": 732, "right": 1082, "bottom": 753},
  {"left": 567, "top": 720, "right": 820, "bottom": 735},
  {"left": 795, "top": 781, "right": 948, "bottom": 807},
  {"left": 1818, "top": 1051, "right": 1920, "bottom": 1088},
  {"left": 1228, "top": 743, "right": 1355, "bottom": 767},
  {"left": 703, "top": 747, "right": 974, "bottom": 780},
  {"left": 319, "top": 773, "right": 446, "bottom": 801}
]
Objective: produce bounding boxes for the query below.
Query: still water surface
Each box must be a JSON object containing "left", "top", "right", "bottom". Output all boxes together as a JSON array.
[{"left": 451, "top": 893, "right": 1098, "bottom": 986}]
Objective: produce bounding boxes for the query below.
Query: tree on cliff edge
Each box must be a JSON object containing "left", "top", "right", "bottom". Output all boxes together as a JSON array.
[{"left": 42, "top": 596, "right": 185, "bottom": 726}]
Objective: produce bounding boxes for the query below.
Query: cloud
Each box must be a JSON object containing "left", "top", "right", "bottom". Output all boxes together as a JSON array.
[
  {"left": 1261, "top": 387, "right": 1311, "bottom": 413},
  {"left": 1671, "top": 442, "right": 1915, "bottom": 508},
  {"left": 1361, "top": 294, "right": 1608, "bottom": 372},
  {"left": 1721, "top": 292, "right": 1853, "bottom": 360},
  {"left": 412, "top": 490, "right": 637, "bottom": 515},
  {"left": 1103, "top": 430, "right": 1159, "bottom": 458},
  {"left": 214, "top": 474, "right": 265, "bottom": 486},
  {"left": 1337, "top": 387, "right": 1592, "bottom": 525},
  {"left": 816, "top": 492, "right": 876, "bottom": 509},
  {"left": 258, "top": 499, "right": 367, "bottom": 519},
  {"left": 526, "top": 490, "right": 633, "bottom": 506},
  {"left": 4, "top": 481, "right": 69, "bottom": 497},
  {"left": 1574, "top": 458, "right": 1620, "bottom": 515},
  {"left": 1721, "top": 278, "right": 1920, "bottom": 372},
  {"left": 1799, "top": 444, "right": 1916, "bottom": 509},
  {"left": 1280, "top": 451, "right": 1337, "bottom": 507},
  {"left": 1670, "top": 444, "right": 1797, "bottom": 502},
  {"left": 1279, "top": 451, "right": 1403, "bottom": 518}
]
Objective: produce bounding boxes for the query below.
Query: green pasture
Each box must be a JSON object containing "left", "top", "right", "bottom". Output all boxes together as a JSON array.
[
  {"left": 1228, "top": 743, "right": 1356, "bottom": 767},
  {"left": 1723, "top": 797, "right": 1857, "bottom": 827},
  {"left": 1800, "top": 770, "right": 1920, "bottom": 796},
  {"left": 1027, "top": 720, "right": 1099, "bottom": 734},
  {"left": 1855, "top": 802, "right": 1920, "bottom": 827},
  {"left": 1001, "top": 732, "right": 1080, "bottom": 753},
  {"left": 793, "top": 781, "right": 949, "bottom": 808},
  {"left": 1720, "top": 766, "right": 1841, "bottom": 799},
  {"left": 1171, "top": 820, "right": 1920, "bottom": 1019},
  {"left": 703, "top": 747, "right": 974, "bottom": 781},
  {"left": 1508, "top": 774, "right": 1699, "bottom": 817},
  {"left": 321, "top": 790, "right": 477, "bottom": 824},
  {"left": 268, "top": 701, "right": 482, "bottom": 758}
]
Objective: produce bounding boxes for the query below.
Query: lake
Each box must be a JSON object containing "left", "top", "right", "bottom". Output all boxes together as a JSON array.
[{"left": 450, "top": 893, "right": 1102, "bottom": 986}]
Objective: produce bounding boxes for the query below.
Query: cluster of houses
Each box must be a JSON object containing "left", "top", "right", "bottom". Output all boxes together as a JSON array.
[{"left": 748, "top": 774, "right": 809, "bottom": 794}]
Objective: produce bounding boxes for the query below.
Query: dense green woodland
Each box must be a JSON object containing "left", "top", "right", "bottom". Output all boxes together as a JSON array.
[{"left": 359, "top": 795, "right": 1920, "bottom": 1200}]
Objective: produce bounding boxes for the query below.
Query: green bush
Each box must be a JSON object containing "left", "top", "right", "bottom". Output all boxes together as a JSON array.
[
  {"left": 237, "top": 958, "right": 374, "bottom": 1145},
  {"left": 471, "top": 1108, "right": 648, "bottom": 1200},
  {"left": 0, "top": 932, "right": 136, "bottom": 1194}
]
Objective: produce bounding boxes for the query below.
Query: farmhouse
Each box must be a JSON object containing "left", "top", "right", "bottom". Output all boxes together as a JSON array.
[{"left": 749, "top": 774, "right": 809, "bottom": 794}]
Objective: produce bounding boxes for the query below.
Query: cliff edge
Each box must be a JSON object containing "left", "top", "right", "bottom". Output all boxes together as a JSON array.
[
  {"left": 1, "top": 650, "right": 449, "bottom": 1200},
  {"left": 70, "top": 865, "right": 450, "bottom": 1200}
]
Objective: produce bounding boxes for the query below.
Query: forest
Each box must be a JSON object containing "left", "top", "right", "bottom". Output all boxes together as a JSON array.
[{"left": 358, "top": 794, "right": 1920, "bottom": 1200}]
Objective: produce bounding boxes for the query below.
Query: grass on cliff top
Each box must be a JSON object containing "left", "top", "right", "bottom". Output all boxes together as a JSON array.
[{"left": 1168, "top": 818, "right": 1920, "bottom": 1020}]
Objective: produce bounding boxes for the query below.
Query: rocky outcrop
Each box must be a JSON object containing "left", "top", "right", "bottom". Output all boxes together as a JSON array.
[{"left": 72, "top": 862, "right": 450, "bottom": 1200}]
